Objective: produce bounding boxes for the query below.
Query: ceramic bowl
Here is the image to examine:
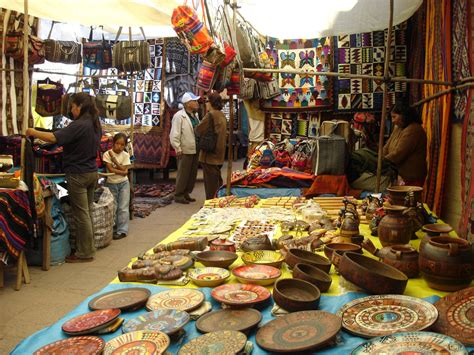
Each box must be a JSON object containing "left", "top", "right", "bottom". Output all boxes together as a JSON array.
[
  {"left": 241, "top": 250, "right": 285, "bottom": 269},
  {"left": 195, "top": 250, "right": 238, "bottom": 269},
  {"left": 338, "top": 252, "right": 408, "bottom": 294},
  {"left": 323, "top": 243, "right": 362, "bottom": 261},
  {"left": 273, "top": 278, "right": 321, "bottom": 312},
  {"left": 293, "top": 263, "right": 332, "bottom": 292},
  {"left": 188, "top": 267, "right": 230, "bottom": 287},
  {"left": 422, "top": 224, "right": 453, "bottom": 237},
  {"left": 232, "top": 264, "right": 281, "bottom": 286},
  {"left": 285, "top": 248, "right": 331, "bottom": 273}
]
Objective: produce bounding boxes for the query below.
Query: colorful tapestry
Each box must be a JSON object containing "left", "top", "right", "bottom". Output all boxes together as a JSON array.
[
  {"left": 133, "top": 183, "right": 175, "bottom": 218},
  {"left": 261, "top": 38, "right": 332, "bottom": 110},
  {"left": 265, "top": 112, "right": 321, "bottom": 141},
  {"left": 421, "top": 0, "right": 452, "bottom": 215},
  {"left": 407, "top": 2, "right": 426, "bottom": 106},
  {"left": 334, "top": 24, "right": 408, "bottom": 111}
]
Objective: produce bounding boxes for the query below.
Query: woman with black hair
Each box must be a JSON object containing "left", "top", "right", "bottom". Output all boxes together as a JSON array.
[
  {"left": 27, "top": 92, "right": 102, "bottom": 262},
  {"left": 383, "top": 102, "right": 427, "bottom": 187}
]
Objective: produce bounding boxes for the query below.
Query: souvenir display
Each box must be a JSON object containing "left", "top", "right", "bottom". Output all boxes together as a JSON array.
[
  {"left": 241, "top": 250, "right": 285, "bottom": 268},
  {"left": 377, "top": 205, "right": 413, "bottom": 246},
  {"left": 256, "top": 310, "right": 342, "bottom": 353},
  {"left": 122, "top": 309, "right": 190, "bottom": 335},
  {"left": 33, "top": 336, "right": 105, "bottom": 355},
  {"left": 195, "top": 250, "right": 238, "bottom": 268},
  {"left": 62, "top": 309, "right": 121, "bottom": 335},
  {"left": 104, "top": 330, "right": 170, "bottom": 355},
  {"left": 230, "top": 220, "right": 276, "bottom": 248},
  {"left": 433, "top": 286, "right": 474, "bottom": 346},
  {"left": 260, "top": 196, "right": 302, "bottom": 208},
  {"left": 204, "top": 195, "right": 260, "bottom": 208},
  {"left": 232, "top": 264, "right": 281, "bottom": 286},
  {"left": 188, "top": 267, "right": 230, "bottom": 287},
  {"left": 351, "top": 331, "right": 468, "bottom": 354},
  {"left": 211, "top": 283, "right": 271, "bottom": 307},
  {"left": 88, "top": 288, "right": 151, "bottom": 311},
  {"left": 293, "top": 263, "right": 332, "bottom": 292},
  {"left": 273, "top": 278, "right": 321, "bottom": 312},
  {"left": 196, "top": 308, "right": 262, "bottom": 334},
  {"left": 146, "top": 288, "right": 204, "bottom": 312},
  {"left": 178, "top": 330, "right": 247, "bottom": 355},
  {"left": 337, "top": 295, "right": 438, "bottom": 338}
]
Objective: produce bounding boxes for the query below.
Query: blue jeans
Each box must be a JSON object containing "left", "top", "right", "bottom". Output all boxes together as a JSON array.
[{"left": 106, "top": 180, "right": 130, "bottom": 235}]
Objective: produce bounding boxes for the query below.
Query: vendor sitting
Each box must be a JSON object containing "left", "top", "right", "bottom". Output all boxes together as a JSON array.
[{"left": 383, "top": 102, "right": 427, "bottom": 187}]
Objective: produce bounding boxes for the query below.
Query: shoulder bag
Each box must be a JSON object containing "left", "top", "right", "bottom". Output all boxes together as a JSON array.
[
  {"left": 83, "top": 26, "right": 113, "bottom": 70},
  {"left": 112, "top": 27, "right": 151, "bottom": 73},
  {"left": 44, "top": 22, "right": 82, "bottom": 64},
  {"left": 198, "top": 112, "right": 218, "bottom": 153},
  {"left": 4, "top": 31, "right": 45, "bottom": 65},
  {"left": 35, "top": 78, "right": 64, "bottom": 117},
  {"left": 96, "top": 92, "right": 132, "bottom": 120}
]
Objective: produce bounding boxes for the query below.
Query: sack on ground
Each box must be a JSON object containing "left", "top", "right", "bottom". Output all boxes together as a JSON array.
[{"left": 311, "top": 134, "right": 347, "bottom": 175}]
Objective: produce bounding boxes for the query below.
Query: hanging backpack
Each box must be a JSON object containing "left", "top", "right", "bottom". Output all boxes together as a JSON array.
[
  {"left": 83, "top": 26, "right": 113, "bottom": 70},
  {"left": 112, "top": 27, "right": 151, "bottom": 73},
  {"left": 44, "top": 22, "right": 82, "bottom": 64}
]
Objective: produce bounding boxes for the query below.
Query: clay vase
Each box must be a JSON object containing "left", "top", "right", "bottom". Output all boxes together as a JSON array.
[
  {"left": 340, "top": 211, "right": 360, "bottom": 238},
  {"left": 210, "top": 238, "right": 236, "bottom": 253},
  {"left": 362, "top": 239, "right": 419, "bottom": 278},
  {"left": 419, "top": 236, "right": 473, "bottom": 291},
  {"left": 377, "top": 205, "right": 412, "bottom": 247},
  {"left": 387, "top": 186, "right": 423, "bottom": 206},
  {"left": 365, "top": 195, "right": 383, "bottom": 222}
]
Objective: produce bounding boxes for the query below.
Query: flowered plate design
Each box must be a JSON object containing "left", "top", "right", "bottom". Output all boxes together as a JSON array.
[
  {"left": 34, "top": 336, "right": 105, "bottom": 355},
  {"left": 104, "top": 330, "right": 170, "bottom": 355},
  {"left": 178, "top": 330, "right": 247, "bottom": 355},
  {"left": 122, "top": 309, "right": 190, "bottom": 335},
  {"left": 88, "top": 287, "right": 151, "bottom": 311},
  {"left": 337, "top": 294, "right": 438, "bottom": 338},
  {"left": 232, "top": 264, "right": 282, "bottom": 286},
  {"left": 211, "top": 283, "right": 271, "bottom": 307},
  {"left": 241, "top": 250, "right": 285, "bottom": 268},
  {"left": 146, "top": 288, "right": 205, "bottom": 312},
  {"left": 62, "top": 309, "right": 121, "bottom": 335},
  {"left": 188, "top": 267, "right": 230, "bottom": 287}
]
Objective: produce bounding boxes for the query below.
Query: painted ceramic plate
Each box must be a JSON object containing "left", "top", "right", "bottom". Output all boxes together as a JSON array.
[
  {"left": 337, "top": 295, "right": 438, "bottom": 338},
  {"left": 433, "top": 285, "right": 474, "bottom": 346},
  {"left": 62, "top": 309, "right": 121, "bottom": 335},
  {"left": 351, "top": 331, "right": 468, "bottom": 354},
  {"left": 196, "top": 308, "right": 262, "bottom": 333},
  {"left": 232, "top": 264, "right": 282, "bottom": 286},
  {"left": 211, "top": 283, "right": 271, "bottom": 307},
  {"left": 34, "top": 336, "right": 105, "bottom": 355},
  {"left": 256, "top": 310, "right": 342, "bottom": 353},
  {"left": 188, "top": 267, "right": 230, "bottom": 287},
  {"left": 122, "top": 309, "right": 190, "bottom": 335},
  {"left": 241, "top": 250, "right": 285, "bottom": 268},
  {"left": 146, "top": 288, "right": 205, "bottom": 312},
  {"left": 159, "top": 255, "right": 194, "bottom": 270},
  {"left": 88, "top": 288, "right": 151, "bottom": 311},
  {"left": 104, "top": 330, "right": 170, "bottom": 355},
  {"left": 178, "top": 330, "right": 247, "bottom": 355}
]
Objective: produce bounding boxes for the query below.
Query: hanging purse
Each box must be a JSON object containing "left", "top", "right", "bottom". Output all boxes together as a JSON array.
[
  {"left": 44, "top": 22, "right": 82, "bottom": 64},
  {"left": 199, "top": 112, "right": 218, "bottom": 153},
  {"left": 96, "top": 89, "right": 132, "bottom": 120},
  {"left": 239, "top": 78, "right": 256, "bottom": 100},
  {"left": 112, "top": 27, "right": 151, "bottom": 73},
  {"left": 83, "top": 26, "right": 113, "bottom": 70},
  {"left": 221, "top": 41, "right": 237, "bottom": 67},
  {"left": 35, "top": 78, "right": 64, "bottom": 117},
  {"left": 4, "top": 31, "right": 45, "bottom": 65},
  {"left": 196, "top": 60, "right": 218, "bottom": 92},
  {"left": 257, "top": 79, "right": 280, "bottom": 99},
  {"left": 203, "top": 44, "right": 226, "bottom": 66}
]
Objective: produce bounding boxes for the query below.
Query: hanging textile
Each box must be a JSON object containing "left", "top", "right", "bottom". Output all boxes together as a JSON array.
[
  {"left": 407, "top": 2, "right": 426, "bottom": 106},
  {"left": 421, "top": 0, "right": 452, "bottom": 215}
]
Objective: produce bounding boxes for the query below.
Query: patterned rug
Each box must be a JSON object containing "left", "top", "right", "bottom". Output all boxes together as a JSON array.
[{"left": 132, "top": 183, "right": 175, "bottom": 218}]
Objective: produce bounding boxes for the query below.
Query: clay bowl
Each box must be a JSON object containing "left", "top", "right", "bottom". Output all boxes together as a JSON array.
[
  {"left": 338, "top": 252, "right": 408, "bottom": 294},
  {"left": 422, "top": 223, "right": 453, "bottom": 237},
  {"left": 195, "top": 251, "right": 238, "bottom": 269},
  {"left": 293, "top": 263, "right": 332, "bottom": 292},
  {"left": 241, "top": 250, "right": 285, "bottom": 269},
  {"left": 273, "top": 278, "right": 321, "bottom": 312},
  {"left": 323, "top": 243, "right": 362, "bottom": 261},
  {"left": 188, "top": 267, "right": 230, "bottom": 287},
  {"left": 387, "top": 185, "right": 423, "bottom": 206},
  {"left": 285, "top": 249, "right": 331, "bottom": 273}
]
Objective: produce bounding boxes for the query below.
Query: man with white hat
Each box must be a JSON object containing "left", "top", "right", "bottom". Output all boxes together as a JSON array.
[{"left": 170, "top": 92, "right": 201, "bottom": 204}]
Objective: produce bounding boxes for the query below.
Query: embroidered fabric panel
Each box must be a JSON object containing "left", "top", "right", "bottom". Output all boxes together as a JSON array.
[
  {"left": 265, "top": 112, "right": 321, "bottom": 141},
  {"left": 334, "top": 24, "right": 408, "bottom": 111}
]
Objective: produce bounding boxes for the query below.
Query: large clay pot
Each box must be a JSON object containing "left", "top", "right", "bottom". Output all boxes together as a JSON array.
[
  {"left": 387, "top": 186, "right": 423, "bottom": 206},
  {"left": 377, "top": 205, "right": 412, "bottom": 247},
  {"left": 419, "top": 236, "right": 473, "bottom": 291},
  {"left": 210, "top": 238, "right": 236, "bottom": 253}
]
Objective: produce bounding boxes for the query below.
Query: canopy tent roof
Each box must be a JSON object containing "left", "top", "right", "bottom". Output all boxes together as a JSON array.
[{"left": 0, "top": 0, "right": 423, "bottom": 39}]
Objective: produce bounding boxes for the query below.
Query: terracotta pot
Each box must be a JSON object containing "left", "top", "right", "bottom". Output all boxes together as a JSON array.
[
  {"left": 378, "top": 205, "right": 412, "bottom": 247},
  {"left": 419, "top": 236, "right": 473, "bottom": 291},
  {"left": 273, "top": 278, "right": 320, "bottom": 312},
  {"left": 340, "top": 211, "right": 360, "bottom": 237},
  {"left": 387, "top": 186, "right": 423, "bottom": 206},
  {"left": 285, "top": 249, "right": 331, "bottom": 273},
  {"left": 293, "top": 263, "right": 332, "bottom": 292},
  {"left": 210, "top": 238, "right": 236, "bottom": 253},
  {"left": 422, "top": 224, "right": 453, "bottom": 237}
]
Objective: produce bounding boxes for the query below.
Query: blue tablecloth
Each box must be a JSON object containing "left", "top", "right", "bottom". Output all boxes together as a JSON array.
[{"left": 13, "top": 283, "right": 448, "bottom": 354}]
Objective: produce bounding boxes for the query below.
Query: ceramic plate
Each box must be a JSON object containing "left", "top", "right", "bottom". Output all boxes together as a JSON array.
[
  {"left": 241, "top": 250, "right": 285, "bottom": 268},
  {"left": 34, "top": 336, "right": 105, "bottom": 355},
  {"left": 196, "top": 308, "right": 262, "bottom": 333},
  {"left": 146, "top": 288, "right": 205, "bottom": 312},
  {"left": 104, "top": 330, "right": 170, "bottom": 355},
  {"left": 232, "top": 264, "right": 281, "bottom": 286},
  {"left": 88, "top": 288, "right": 151, "bottom": 311},
  {"left": 211, "top": 283, "right": 271, "bottom": 307},
  {"left": 62, "top": 309, "right": 121, "bottom": 335},
  {"left": 256, "top": 310, "right": 342, "bottom": 353},
  {"left": 337, "top": 295, "right": 438, "bottom": 338},
  {"left": 159, "top": 255, "right": 194, "bottom": 270},
  {"left": 122, "top": 309, "right": 190, "bottom": 335},
  {"left": 351, "top": 331, "right": 468, "bottom": 354},
  {"left": 178, "top": 330, "right": 247, "bottom": 355},
  {"left": 433, "top": 285, "right": 474, "bottom": 346},
  {"left": 188, "top": 267, "right": 230, "bottom": 287}
]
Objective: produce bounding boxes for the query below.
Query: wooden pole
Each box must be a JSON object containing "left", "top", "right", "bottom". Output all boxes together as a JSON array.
[
  {"left": 412, "top": 82, "right": 474, "bottom": 107},
  {"left": 375, "top": 0, "right": 394, "bottom": 193},
  {"left": 20, "top": 0, "right": 30, "bottom": 182}
]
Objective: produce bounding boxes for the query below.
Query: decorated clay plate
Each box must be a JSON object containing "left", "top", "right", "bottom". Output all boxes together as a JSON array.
[
  {"left": 34, "top": 336, "right": 105, "bottom": 355},
  {"left": 178, "top": 330, "right": 247, "bottom": 355},
  {"left": 433, "top": 285, "right": 474, "bottom": 346},
  {"left": 188, "top": 267, "right": 230, "bottom": 287},
  {"left": 104, "top": 330, "right": 170, "bottom": 355},
  {"left": 351, "top": 331, "right": 468, "bottom": 354},
  {"left": 122, "top": 309, "right": 190, "bottom": 335},
  {"left": 211, "top": 283, "right": 271, "bottom": 307},
  {"left": 256, "top": 310, "right": 342, "bottom": 353},
  {"left": 159, "top": 255, "right": 194, "bottom": 270},
  {"left": 337, "top": 294, "right": 438, "bottom": 338},
  {"left": 88, "top": 287, "right": 151, "bottom": 311},
  {"left": 196, "top": 308, "right": 262, "bottom": 334},
  {"left": 146, "top": 288, "right": 205, "bottom": 312},
  {"left": 232, "top": 264, "right": 281, "bottom": 286},
  {"left": 241, "top": 250, "right": 285, "bottom": 268},
  {"left": 62, "top": 309, "right": 121, "bottom": 335}
]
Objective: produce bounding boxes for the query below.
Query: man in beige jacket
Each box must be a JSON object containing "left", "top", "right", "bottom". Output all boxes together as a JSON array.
[{"left": 170, "top": 92, "right": 200, "bottom": 204}]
